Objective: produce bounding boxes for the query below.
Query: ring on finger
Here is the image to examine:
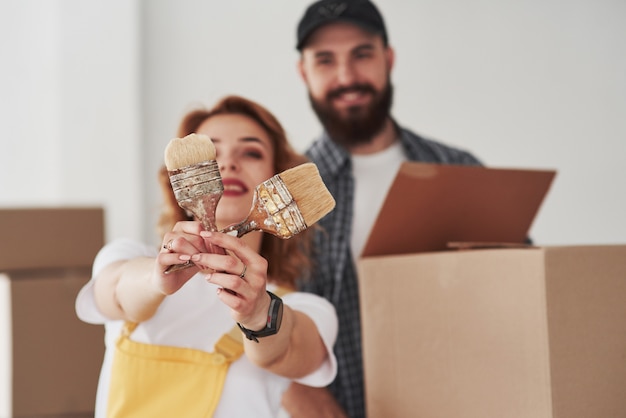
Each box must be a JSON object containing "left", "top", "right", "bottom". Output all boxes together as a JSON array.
[
  {"left": 239, "top": 264, "right": 247, "bottom": 278},
  {"left": 163, "top": 239, "right": 174, "bottom": 252}
]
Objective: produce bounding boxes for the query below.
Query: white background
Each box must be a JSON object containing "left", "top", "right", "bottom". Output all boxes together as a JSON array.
[{"left": 1, "top": 0, "right": 624, "bottom": 248}]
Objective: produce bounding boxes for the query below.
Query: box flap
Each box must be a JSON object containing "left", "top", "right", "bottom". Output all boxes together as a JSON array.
[{"left": 361, "top": 162, "right": 555, "bottom": 257}]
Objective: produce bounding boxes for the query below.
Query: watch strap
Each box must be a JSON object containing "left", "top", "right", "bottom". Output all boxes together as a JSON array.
[{"left": 237, "top": 290, "right": 284, "bottom": 343}]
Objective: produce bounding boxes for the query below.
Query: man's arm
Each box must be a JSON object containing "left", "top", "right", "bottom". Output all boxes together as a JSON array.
[{"left": 282, "top": 383, "right": 348, "bottom": 418}]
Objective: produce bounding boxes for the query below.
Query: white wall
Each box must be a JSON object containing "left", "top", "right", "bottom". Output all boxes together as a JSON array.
[
  {"left": 0, "top": 0, "right": 142, "bottom": 243},
  {"left": 2, "top": 0, "right": 625, "bottom": 248},
  {"left": 141, "top": 0, "right": 626, "bottom": 247}
]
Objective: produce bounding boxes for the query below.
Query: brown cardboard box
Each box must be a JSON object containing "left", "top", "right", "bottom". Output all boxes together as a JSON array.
[
  {"left": 0, "top": 207, "right": 105, "bottom": 418},
  {"left": 357, "top": 245, "right": 626, "bottom": 418}
]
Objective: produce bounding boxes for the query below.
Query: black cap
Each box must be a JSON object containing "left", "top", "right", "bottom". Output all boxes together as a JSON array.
[{"left": 296, "top": 0, "right": 387, "bottom": 51}]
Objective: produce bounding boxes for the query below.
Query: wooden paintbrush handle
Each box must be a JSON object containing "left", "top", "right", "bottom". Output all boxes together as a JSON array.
[
  {"left": 164, "top": 260, "right": 195, "bottom": 274},
  {"left": 221, "top": 219, "right": 255, "bottom": 238},
  {"left": 163, "top": 241, "right": 226, "bottom": 275}
]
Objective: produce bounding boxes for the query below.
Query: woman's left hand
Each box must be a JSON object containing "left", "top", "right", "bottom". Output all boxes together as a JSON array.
[{"left": 190, "top": 231, "right": 271, "bottom": 331}]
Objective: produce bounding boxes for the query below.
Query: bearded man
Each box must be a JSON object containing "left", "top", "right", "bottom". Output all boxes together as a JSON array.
[{"left": 282, "top": 2, "right": 483, "bottom": 418}]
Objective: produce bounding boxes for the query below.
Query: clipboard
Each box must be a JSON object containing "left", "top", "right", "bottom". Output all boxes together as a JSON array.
[{"left": 361, "top": 162, "right": 556, "bottom": 257}]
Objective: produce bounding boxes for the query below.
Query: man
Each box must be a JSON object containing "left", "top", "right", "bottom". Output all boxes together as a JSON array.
[{"left": 282, "top": 1, "right": 482, "bottom": 417}]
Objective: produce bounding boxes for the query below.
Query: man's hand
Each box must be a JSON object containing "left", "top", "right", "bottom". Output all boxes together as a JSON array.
[{"left": 282, "top": 383, "right": 348, "bottom": 418}]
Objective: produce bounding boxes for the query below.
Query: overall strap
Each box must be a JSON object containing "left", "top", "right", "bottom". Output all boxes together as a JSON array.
[{"left": 121, "top": 321, "right": 139, "bottom": 338}]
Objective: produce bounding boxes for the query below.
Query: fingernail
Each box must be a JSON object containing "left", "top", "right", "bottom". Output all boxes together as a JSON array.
[
  {"left": 200, "top": 231, "right": 212, "bottom": 238},
  {"left": 191, "top": 254, "right": 201, "bottom": 261},
  {"left": 179, "top": 254, "right": 191, "bottom": 261}
]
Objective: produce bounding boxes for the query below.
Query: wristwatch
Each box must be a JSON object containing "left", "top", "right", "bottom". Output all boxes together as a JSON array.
[{"left": 237, "top": 291, "right": 284, "bottom": 343}]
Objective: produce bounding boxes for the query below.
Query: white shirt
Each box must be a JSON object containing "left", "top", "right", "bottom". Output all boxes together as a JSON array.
[
  {"left": 75, "top": 238, "right": 338, "bottom": 418},
  {"left": 351, "top": 141, "right": 407, "bottom": 264}
]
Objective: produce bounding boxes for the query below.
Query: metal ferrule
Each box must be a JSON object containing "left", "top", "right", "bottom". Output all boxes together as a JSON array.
[
  {"left": 168, "top": 161, "right": 223, "bottom": 202},
  {"left": 223, "top": 174, "right": 306, "bottom": 239},
  {"left": 168, "top": 160, "right": 223, "bottom": 232}
]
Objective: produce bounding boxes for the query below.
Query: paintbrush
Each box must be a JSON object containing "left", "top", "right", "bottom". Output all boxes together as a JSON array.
[
  {"left": 163, "top": 133, "right": 224, "bottom": 273},
  {"left": 221, "top": 162, "right": 335, "bottom": 239}
]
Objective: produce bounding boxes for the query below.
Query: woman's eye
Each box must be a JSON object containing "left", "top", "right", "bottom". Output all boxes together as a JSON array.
[{"left": 244, "top": 150, "right": 263, "bottom": 159}]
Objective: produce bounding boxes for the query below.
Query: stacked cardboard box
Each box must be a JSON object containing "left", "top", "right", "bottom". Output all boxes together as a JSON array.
[
  {"left": 358, "top": 245, "right": 626, "bottom": 418},
  {"left": 0, "top": 208, "right": 105, "bottom": 418}
]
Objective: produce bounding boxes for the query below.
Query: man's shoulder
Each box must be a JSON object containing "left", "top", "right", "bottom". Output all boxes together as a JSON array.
[
  {"left": 303, "top": 127, "right": 483, "bottom": 167},
  {"left": 304, "top": 134, "right": 331, "bottom": 157},
  {"left": 400, "top": 127, "right": 482, "bottom": 166},
  {"left": 304, "top": 134, "right": 348, "bottom": 178}
]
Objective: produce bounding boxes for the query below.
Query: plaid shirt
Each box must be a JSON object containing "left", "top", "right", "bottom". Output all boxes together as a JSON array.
[{"left": 302, "top": 124, "right": 482, "bottom": 418}]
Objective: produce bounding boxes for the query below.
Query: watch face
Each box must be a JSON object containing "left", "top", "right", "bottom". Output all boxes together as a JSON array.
[
  {"left": 269, "top": 297, "right": 283, "bottom": 331},
  {"left": 238, "top": 291, "right": 284, "bottom": 341}
]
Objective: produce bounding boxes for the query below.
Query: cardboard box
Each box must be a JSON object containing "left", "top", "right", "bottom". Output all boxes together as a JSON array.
[
  {"left": 0, "top": 207, "right": 105, "bottom": 418},
  {"left": 357, "top": 245, "right": 626, "bottom": 418}
]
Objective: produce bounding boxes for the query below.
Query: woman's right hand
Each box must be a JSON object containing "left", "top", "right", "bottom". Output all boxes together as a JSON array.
[{"left": 154, "top": 220, "right": 216, "bottom": 295}]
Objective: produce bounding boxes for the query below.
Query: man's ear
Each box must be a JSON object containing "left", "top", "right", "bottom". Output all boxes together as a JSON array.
[
  {"left": 297, "top": 59, "right": 308, "bottom": 83},
  {"left": 386, "top": 46, "right": 395, "bottom": 72}
]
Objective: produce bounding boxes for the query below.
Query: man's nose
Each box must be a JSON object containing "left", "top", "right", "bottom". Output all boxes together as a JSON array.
[{"left": 336, "top": 61, "right": 357, "bottom": 86}]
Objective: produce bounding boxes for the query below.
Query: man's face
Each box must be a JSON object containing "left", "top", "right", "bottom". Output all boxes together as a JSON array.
[{"left": 299, "top": 22, "right": 394, "bottom": 148}]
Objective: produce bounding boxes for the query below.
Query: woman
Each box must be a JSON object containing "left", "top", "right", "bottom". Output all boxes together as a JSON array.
[{"left": 75, "top": 95, "right": 338, "bottom": 417}]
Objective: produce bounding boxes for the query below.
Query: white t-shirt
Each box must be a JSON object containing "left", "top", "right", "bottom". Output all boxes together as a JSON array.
[
  {"left": 351, "top": 141, "right": 407, "bottom": 264},
  {"left": 75, "top": 238, "right": 338, "bottom": 418}
]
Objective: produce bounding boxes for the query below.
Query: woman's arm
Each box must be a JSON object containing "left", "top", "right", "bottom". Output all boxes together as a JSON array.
[
  {"left": 93, "top": 257, "right": 166, "bottom": 322},
  {"left": 243, "top": 304, "right": 329, "bottom": 378},
  {"left": 92, "top": 221, "right": 212, "bottom": 323},
  {"left": 195, "top": 230, "right": 335, "bottom": 379}
]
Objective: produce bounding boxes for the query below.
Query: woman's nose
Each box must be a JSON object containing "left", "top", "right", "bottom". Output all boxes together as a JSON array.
[{"left": 218, "top": 157, "right": 238, "bottom": 172}]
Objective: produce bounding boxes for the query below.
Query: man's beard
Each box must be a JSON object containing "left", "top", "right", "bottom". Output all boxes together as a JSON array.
[{"left": 309, "top": 79, "right": 393, "bottom": 149}]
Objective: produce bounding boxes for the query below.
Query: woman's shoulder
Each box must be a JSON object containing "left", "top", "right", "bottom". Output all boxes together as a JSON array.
[
  {"left": 93, "top": 237, "right": 158, "bottom": 274},
  {"left": 281, "top": 291, "right": 337, "bottom": 322},
  {"left": 101, "top": 237, "right": 157, "bottom": 256},
  {"left": 282, "top": 290, "right": 331, "bottom": 304}
]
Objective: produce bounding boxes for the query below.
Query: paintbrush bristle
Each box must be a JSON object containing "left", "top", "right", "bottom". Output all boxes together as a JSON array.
[
  {"left": 164, "top": 133, "right": 217, "bottom": 170},
  {"left": 278, "top": 163, "right": 336, "bottom": 226}
]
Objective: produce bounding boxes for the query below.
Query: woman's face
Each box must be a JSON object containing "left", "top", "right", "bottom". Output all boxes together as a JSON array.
[{"left": 196, "top": 113, "right": 275, "bottom": 229}]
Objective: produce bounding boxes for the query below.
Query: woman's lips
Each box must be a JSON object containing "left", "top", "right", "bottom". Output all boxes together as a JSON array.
[{"left": 221, "top": 178, "right": 248, "bottom": 197}]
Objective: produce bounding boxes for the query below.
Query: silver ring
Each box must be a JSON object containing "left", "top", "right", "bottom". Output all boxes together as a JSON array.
[
  {"left": 163, "top": 239, "right": 174, "bottom": 252},
  {"left": 239, "top": 264, "right": 247, "bottom": 278}
]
